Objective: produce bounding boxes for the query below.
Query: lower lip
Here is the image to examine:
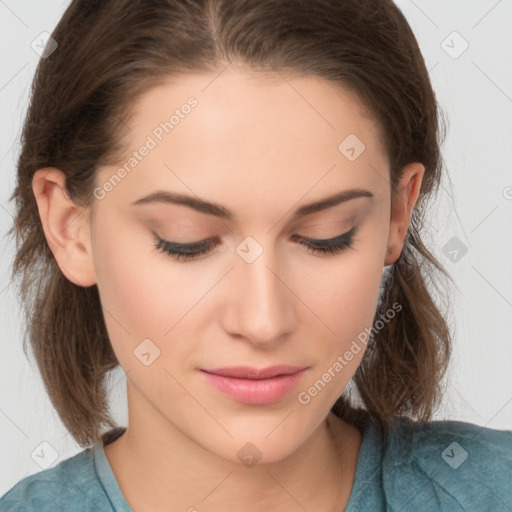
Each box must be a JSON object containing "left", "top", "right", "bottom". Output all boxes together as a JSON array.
[{"left": 199, "top": 369, "right": 307, "bottom": 405}]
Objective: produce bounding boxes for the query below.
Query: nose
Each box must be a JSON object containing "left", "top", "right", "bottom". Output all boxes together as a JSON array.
[{"left": 221, "top": 244, "right": 297, "bottom": 347}]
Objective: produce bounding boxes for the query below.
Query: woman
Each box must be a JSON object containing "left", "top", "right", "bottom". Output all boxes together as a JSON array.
[{"left": 1, "top": 0, "right": 511, "bottom": 510}]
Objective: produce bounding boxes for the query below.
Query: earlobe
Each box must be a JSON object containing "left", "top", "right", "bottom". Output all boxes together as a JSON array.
[
  {"left": 32, "top": 167, "right": 97, "bottom": 287},
  {"left": 384, "top": 162, "right": 425, "bottom": 266}
]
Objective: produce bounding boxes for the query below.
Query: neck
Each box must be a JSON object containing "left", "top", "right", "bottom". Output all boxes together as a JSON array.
[{"left": 104, "top": 391, "right": 362, "bottom": 512}]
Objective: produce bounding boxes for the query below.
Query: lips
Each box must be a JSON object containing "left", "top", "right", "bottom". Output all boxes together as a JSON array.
[
  {"left": 199, "top": 365, "right": 308, "bottom": 405},
  {"left": 200, "top": 365, "right": 307, "bottom": 380}
]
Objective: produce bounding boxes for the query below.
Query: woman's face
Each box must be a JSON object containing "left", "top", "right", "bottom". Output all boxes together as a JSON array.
[{"left": 82, "top": 66, "right": 419, "bottom": 463}]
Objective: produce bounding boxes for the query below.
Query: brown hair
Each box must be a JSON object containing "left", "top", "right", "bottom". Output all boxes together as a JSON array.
[{"left": 8, "top": 0, "right": 452, "bottom": 447}]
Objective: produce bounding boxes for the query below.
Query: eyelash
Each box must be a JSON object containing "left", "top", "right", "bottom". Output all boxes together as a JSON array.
[{"left": 152, "top": 226, "right": 357, "bottom": 262}]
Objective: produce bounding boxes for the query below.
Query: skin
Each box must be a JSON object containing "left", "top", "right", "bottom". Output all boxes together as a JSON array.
[{"left": 32, "top": 65, "right": 424, "bottom": 511}]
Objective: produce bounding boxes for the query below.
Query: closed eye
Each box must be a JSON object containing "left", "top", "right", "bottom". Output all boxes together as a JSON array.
[
  {"left": 291, "top": 226, "right": 357, "bottom": 257},
  {"left": 152, "top": 226, "right": 358, "bottom": 262}
]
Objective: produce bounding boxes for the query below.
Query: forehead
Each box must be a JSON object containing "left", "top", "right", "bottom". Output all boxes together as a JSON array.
[
  {"left": 123, "top": 66, "right": 386, "bottom": 158},
  {"left": 97, "top": 67, "right": 390, "bottom": 220}
]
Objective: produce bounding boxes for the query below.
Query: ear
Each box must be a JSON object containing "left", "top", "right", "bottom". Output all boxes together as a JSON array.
[
  {"left": 32, "top": 167, "right": 97, "bottom": 287},
  {"left": 384, "top": 162, "right": 425, "bottom": 266}
]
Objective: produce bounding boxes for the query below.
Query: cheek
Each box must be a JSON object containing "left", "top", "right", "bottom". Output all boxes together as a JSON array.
[
  {"left": 299, "top": 249, "right": 384, "bottom": 336},
  {"left": 292, "top": 227, "right": 387, "bottom": 388},
  {"left": 91, "top": 215, "right": 208, "bottom": 369}
]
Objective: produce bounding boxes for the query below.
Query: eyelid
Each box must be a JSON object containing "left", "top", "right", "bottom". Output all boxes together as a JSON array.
[
  {"left": 288, "top": 214, "right": 358, "bottom": 236},
  {"left": 153, "top": 225, "right": 357, "bottom": 262},
  {"left": 153, "top": 227, "right": 355, "bottom": 247},
  {"left": 151, "top": 231, "right": 216, "bottom": 249},
  {"left": 299, "top": 219, "right": 355, "bottom": 229},
  {"left": 293, "top": 225, "right": 357, "bottom": 242}
]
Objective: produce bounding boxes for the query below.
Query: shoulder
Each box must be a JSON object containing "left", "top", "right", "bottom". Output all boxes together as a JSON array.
[
  {"left": 0, "top": 446, "right": 112, "bottom": 512},
  {"left": 382, "top": 418, "right": 512, "bottom": 511}
]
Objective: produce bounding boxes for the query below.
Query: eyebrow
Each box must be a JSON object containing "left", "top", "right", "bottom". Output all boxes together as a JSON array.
[{"left": 131, "top": 188, "right": 374, "bottom": 220}]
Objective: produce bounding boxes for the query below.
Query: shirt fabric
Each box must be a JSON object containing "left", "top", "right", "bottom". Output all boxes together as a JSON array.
[{"left": 1, "top": 417, "right": 511, "bottom": 511}]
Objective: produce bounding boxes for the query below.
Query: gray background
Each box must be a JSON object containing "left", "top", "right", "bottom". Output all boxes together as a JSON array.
[{"left": 1, "top": 0, "right": 511, "bottom": 495}]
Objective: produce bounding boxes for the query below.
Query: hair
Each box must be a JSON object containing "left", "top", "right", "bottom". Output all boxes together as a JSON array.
[{"left": 8, "top": 0, "right": 453, "bottom": 448}]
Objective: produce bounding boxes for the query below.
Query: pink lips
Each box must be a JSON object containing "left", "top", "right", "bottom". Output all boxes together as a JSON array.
[{"left": 200, "top": 365, "right": 308, "bottom": 405}]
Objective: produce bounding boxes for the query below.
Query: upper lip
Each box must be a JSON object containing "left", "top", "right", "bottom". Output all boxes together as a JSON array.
[{"left": 201, "top": 365, "right": 307, "bottom": 380}]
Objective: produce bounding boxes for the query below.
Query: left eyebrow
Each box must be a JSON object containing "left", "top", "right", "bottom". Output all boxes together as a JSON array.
[{"left": 131, "top": 188, "right": 374, "bottom": 221}]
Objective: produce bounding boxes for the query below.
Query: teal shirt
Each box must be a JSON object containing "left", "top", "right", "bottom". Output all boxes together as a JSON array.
[{"left": 1, "top": 418, "right": 511, "bottom": 511}]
